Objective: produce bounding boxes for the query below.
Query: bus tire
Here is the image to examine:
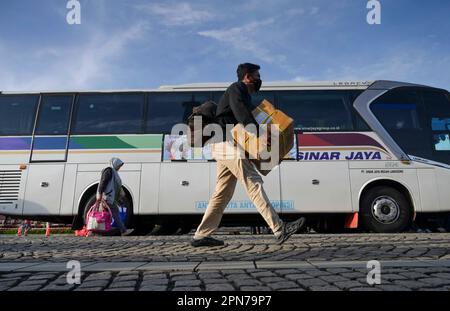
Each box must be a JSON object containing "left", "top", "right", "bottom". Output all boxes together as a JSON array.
[{"left": 360, "top": 186, "right": 412, "bottom": 233}]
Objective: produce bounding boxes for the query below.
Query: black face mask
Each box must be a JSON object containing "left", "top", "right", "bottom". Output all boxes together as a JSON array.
[{"left": 253, "top": 78, "right": 262, "bottom": 92}]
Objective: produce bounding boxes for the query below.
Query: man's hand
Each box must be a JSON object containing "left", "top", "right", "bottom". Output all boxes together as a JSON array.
[{"left": 96, "top": 193, "right": 102, "bottom": 202}]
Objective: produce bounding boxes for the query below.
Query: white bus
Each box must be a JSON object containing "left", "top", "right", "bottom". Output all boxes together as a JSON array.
[{"left": 0, "top": 80, "right": 449, "bottom": 234}]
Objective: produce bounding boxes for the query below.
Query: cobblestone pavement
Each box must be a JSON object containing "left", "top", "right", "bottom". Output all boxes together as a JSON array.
[{"left": 1, "top": 233, "right": 450, "bottom": 291}]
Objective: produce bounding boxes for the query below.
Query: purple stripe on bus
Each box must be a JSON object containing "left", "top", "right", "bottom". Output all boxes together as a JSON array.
[{"left": 0, "top": 137, "right": 32, "bottom": 150}]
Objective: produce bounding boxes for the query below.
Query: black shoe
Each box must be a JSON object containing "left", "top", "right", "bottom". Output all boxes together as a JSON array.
[
  {"left": 276, "top": 217, "right": 306, "bottom": 245},
  {"left": 190, "top": 237, "right": 225, "bottom": 247}
]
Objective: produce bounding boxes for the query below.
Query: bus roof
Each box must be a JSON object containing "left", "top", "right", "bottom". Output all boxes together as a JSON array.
[
  {"left": 0, "top": 80, "right": 375, "bottom": 94},
  {"left": 158, "top": 81, "right": 374, "bottom": 91}
]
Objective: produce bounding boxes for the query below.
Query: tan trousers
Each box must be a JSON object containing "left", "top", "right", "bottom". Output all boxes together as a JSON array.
[{"left": 195, "top": 141, "right": 283, "bottom": 238}]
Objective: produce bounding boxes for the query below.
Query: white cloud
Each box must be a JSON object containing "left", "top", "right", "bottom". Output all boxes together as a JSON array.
[
  {"left": 310, "top": 7, "right": 320, "bottom": 15},
  {"left": 198, "top": 19, "right": 286, "bottom": 64},
  {"left": 287, "top": 8, "right": 305, "bottom": 17},
  {"left": 0, "top": 44, "right": 16, "bottom": 91},
  {"left": 330, "top": 54, "right": 425, "bottom": 82},
  {"left": 313, "top": 52, "right": 450, "bottom": 89},
  {"left": 0, "top": 21, "right": 149, "bottom": 91},
  {"left": 293, "top": 75, "right": 313, "bottom": 82},
  {"left": 72, "top": 21, "right": 149, "bottom": 87},
  {"left": 136, "top": 2, "right": 213, "bottom": 26},
  {"left": 33, "top": 47, "right": 62, "bottom": 59}
]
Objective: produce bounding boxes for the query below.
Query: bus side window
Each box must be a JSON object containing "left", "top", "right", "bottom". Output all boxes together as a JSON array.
[
  {"left": 423, "top": 90, "right": 450, "bottom": 131},
  {"left": 35, "top": 95, "right": 73, "bottom": 135},
  {"left": 276, "top": 90, "right": 354, "bottom": 132},
  {"left": 0, "top": 95, "right": 39, "bottom": 136},
  {"left": 353, "top": 109, "right": 371, "bottom": 131},
  {"left": 212, "top": 92, "right": 224, "bottom": 103},
  {"left": 350, "top": 91, "right": 371, "bottom": 131},
  {"left": 370, "top": 87, "right": 431, "bottom": 160},
  {"left": 213, "top": 91, "right": 275, "bottom": 109},
  {"left": 146, "top": 92, "right": 210, "bottom": 134},
  {"left": 73, "top": 93, "right": 145, "bottom": 135},
  {"left": 251, "top": 91, "right": 275, "bottom": 108},
  {"left": 422, "top": 90, "right": 450, "bottom": 158}
]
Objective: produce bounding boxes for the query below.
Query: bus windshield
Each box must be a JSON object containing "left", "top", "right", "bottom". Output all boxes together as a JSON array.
[{"left": 370, "top": 88, "right": 450, "bottom": 165}]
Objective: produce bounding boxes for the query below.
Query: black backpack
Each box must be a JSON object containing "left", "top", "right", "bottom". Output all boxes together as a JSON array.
[{"left": 186, "top": 100, "right": 217, "bottom": 147}]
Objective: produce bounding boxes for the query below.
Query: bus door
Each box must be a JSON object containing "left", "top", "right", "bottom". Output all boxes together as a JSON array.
[
  {"left": 0, "top": 94, "right": 39, "bottom": 216},
  {"left": 24, "top": 94, "right": 74, "bottom": 215}
]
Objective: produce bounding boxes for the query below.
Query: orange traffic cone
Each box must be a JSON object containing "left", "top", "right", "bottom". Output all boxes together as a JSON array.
[
  {"left": 45, "top": 222, "right": 51, "bottom": 237},
  {"left": 17, "top": 226, "right": 22, "bottom": 237},
  {"left": 345, "top": 212, "right": 359, "bottom": 229}
]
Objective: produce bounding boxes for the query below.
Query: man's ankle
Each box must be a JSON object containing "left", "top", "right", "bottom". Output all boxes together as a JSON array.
[
  {"left": 274, "top": 230, "right": 282, "bottom": 238},
  {"left": 273, "top": 224, "right": 284, "bottom": 238}
]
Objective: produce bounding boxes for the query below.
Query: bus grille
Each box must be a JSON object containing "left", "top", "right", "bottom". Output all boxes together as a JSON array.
[{"left": 0, "top": 170, "right": 21, "bottom": 204}]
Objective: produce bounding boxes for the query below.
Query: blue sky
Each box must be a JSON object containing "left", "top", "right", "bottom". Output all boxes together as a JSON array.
[{"left": 0, "top": 0, "right": 449, "bottom": 91}]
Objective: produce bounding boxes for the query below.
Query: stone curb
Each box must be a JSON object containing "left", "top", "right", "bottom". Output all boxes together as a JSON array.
[{"left": 1, "top": 259, "right": 450, "bottom": 272}]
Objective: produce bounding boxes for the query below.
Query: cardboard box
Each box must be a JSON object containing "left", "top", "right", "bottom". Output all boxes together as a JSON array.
[{"left": 231, "top": 99, "right": 294, "bottom": 175}]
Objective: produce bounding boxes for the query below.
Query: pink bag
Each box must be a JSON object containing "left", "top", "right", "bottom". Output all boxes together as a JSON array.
[{"left": 86, "top": 199, "right": 113, "bottom": 233}]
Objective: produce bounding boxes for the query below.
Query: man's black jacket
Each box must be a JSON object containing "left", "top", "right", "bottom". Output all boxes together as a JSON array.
[{"left": 214, "top": 81, "right": 260, "bottom": 141}]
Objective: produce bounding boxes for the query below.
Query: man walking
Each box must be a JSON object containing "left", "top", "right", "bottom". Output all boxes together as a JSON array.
[{"left": 191, "top": 63, "right": 306, "bottom": 247}]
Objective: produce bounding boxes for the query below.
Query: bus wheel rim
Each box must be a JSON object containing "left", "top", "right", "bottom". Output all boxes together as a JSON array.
[{"left": 371, "top": 196, "right": 400, "bottom": 224}]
